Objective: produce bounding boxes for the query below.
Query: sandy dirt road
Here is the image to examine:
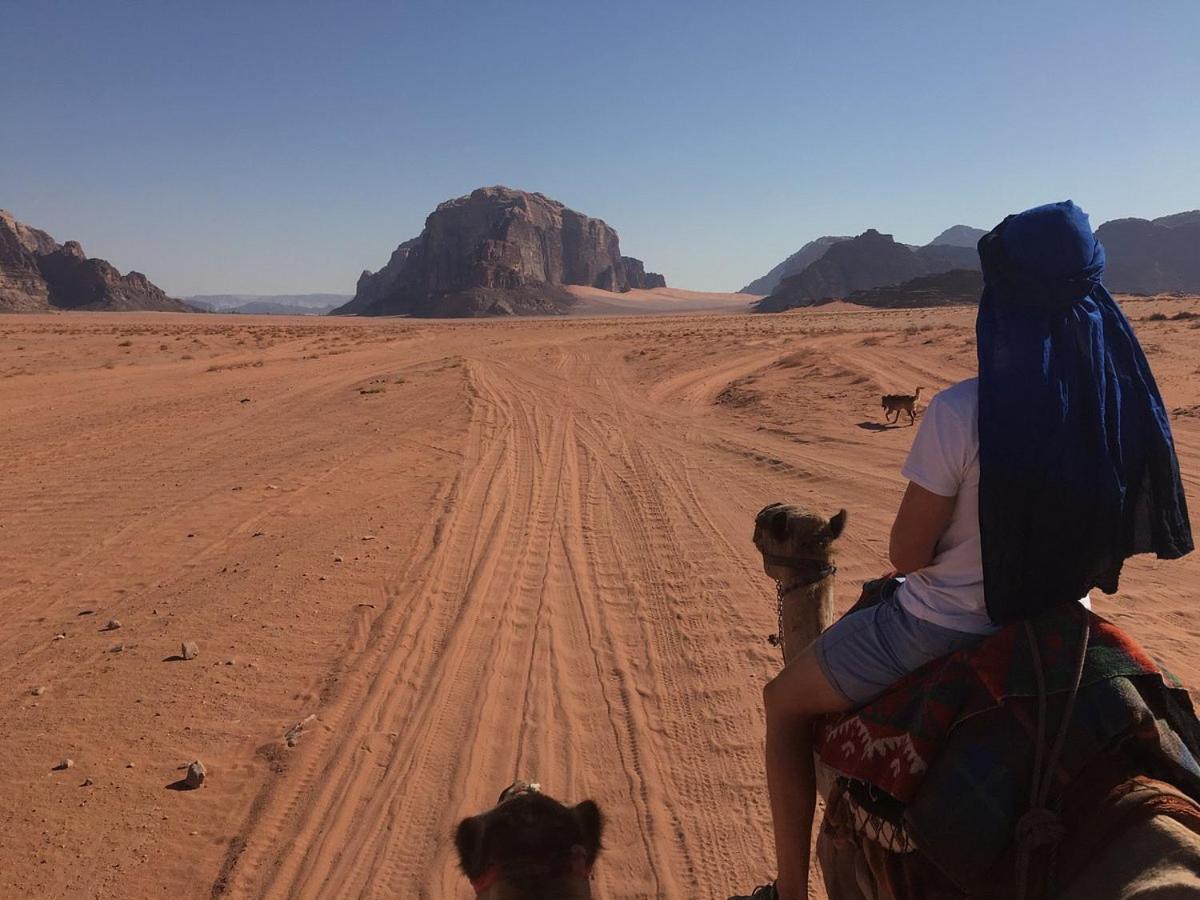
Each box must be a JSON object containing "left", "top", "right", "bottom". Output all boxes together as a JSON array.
[{"left": 2, "top": 300, "right": 1199, "bottom": 898}]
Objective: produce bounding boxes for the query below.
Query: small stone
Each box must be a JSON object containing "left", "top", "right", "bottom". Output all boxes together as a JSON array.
[
  {"left": 53, "top": 633, "right": 66, "bottom": 641},
  {"left": 223, "top": 659, "right": 234, "bottom": 666},
  {"left": 110, "top": 643, "right": 124, "bottom": 653},
  {"left": 181, "top": 641, "right": 200, "bottom": 661},
  {"left": 184, "top": 760, "right": 206, "bottom": 789},
  {"left": 77, "top": 610, "right": 95, "bottom": 617},
  {"left": 54, "top": 759, "right": 74, "bottom": 771},
  {"left": 361, "top": 535, "right": 376, "bottom": 541},
  {"left": 30, "top": 686, "right": 45, "bottom": 697},
  {"left": 334, "top": 556, "right": 343, "bottom": 563},
  {"left": 126, "top": 762, "right": 135, "bottom": 768},
  {"left": 102, "top": 619, "right": 121, "bottom": 632},
  {"left": 80, "top": 778, "right": 93, "bottom": 787}
]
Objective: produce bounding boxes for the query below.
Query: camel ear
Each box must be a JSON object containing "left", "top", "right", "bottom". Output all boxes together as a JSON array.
[
  {"left": 572, "top": 800, "right": 604, "bottom": 861},
  {"left": 827, "top": 509, "right": 847, "bottom": 540},
  {"left": 454, "top": 815, "right": 489, "bottom": 880}
]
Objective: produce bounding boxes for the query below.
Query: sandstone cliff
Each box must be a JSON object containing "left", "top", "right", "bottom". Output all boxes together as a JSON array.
[
  {"left": 334, "top": 187, "right": 665, "bottom": 317},
  {"left": 0, "top": 210, "right": 188, "bottom": 313}
]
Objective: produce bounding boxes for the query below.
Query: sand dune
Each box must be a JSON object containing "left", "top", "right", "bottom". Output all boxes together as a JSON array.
[
  {"left": 565, "top": 285, "right": 757, "bottom": 315},
  {"left": 2, "top": 298, "right": 1198, "bottom": 898}
]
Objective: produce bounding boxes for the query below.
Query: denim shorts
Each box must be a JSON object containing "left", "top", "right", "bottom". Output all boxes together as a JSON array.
[{"left": 813, "top": 591, "right": 985, "bottom": 706}]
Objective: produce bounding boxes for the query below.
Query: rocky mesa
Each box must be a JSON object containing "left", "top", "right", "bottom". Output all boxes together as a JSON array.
[
  {"left": 0, "top": 210, "right": 187, "bottom": 313},
  {"left": 333, "top": 187, "right": 665, "bottom": 317}
]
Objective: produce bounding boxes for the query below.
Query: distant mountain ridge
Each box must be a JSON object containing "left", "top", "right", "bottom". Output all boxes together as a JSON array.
[
  {"left": 1, "top": 210, "right": 187, "bottom": 313},
  {"left": 739, "top": 236, "right": 850, "bottom": 295},
  {"left": 186, "top": 294, "right": 350, "bottom": 315},
  {"left": 1097, "top": 213, "right": 1200, "bottom": 294},
  {"left": 928, "top": 225, "right": 987, "bottom": 248},
  {"left": 335, "top": 186, "right": 665, "bottom": 317},
  {"left": 749, "top": 208, "right": 1200, "bottom": 312},
  {"left": 754, "top": 229, "right": 979, "bottom": 312}
]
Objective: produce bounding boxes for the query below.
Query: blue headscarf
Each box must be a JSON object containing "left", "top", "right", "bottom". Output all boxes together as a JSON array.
[{"left": 977, "top": 201, "right": 1192, "bottom": 624}]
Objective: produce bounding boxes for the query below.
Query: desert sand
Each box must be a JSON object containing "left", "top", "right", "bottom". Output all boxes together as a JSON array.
[{"left": 2, "top": 296, "right": 1199, "bottom": 899}]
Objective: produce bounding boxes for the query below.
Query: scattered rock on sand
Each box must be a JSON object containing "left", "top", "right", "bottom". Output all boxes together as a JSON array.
[
  {"left": 284, "top": 713, "right": 317, "bottom": 748},
  {"left": 110, "top": 643, "right": 124, "bottom": 653},
  {"left": 53, "top": 633, "right": 66, "bottom": 641},
  {"left": 54, "top": 759, "right": 74, "bottom": 771},
  {"left": 181, "top": 640, "right": 200, "bottom": 660},
  {"left": 102, "top": 619, "right": 121, "bottom": 632},
  {"left": 30, "top": 685, "right": 45, "bottom": 696},
  {"left": 80, "top": 777, "right": 93, "bottom": 787},
  {"left": 184, "top": 760, "right": 206, "bottom": 788}
]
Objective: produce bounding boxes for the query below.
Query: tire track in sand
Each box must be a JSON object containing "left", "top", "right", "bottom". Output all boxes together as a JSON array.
[{"left": 222, "top": 342, "right": 779, "bottom": 898}]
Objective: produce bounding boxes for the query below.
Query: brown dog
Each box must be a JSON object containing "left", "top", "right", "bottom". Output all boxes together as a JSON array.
[{"left": 881, "top": 386, "right": 923, "bottom": 425}]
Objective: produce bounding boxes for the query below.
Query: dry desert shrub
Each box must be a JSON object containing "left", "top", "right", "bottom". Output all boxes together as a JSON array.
[{"left": 206, "top": 360, "right": 264, "bottom": 373}]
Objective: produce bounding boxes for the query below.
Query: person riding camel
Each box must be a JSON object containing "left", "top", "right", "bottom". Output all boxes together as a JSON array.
[{"left": 738, "top": 201, "right": 1193, "bottom": 900}]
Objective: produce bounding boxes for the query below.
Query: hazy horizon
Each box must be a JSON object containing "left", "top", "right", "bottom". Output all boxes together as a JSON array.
[{"left": 3, "top": 1, "right": 1197, "bottom": 296}]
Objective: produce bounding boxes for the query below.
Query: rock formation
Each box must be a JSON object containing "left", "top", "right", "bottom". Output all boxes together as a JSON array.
[
  {"left": 844, "top": 269, "right": 983, "bottom": 308},
  {"left": 1096, "top": 213, "right": 1200, "bottom": 295},
  {"left": 0, "top": 210, "right": 187, "bottom": 313},
  {"left": 739, "top": 236, "right": 851, "bottom": 296},
  {"left": 754, "top": 229, "right": 980, "bottom": 312},
  {"left": 927, "top": 224, "right": 986, "bottom": 248},
  {"left": 0, "top": 211, "right": 59, "bottom": 311},
  {"left": 333, "top": 187, "right": 665, "bottom": 317}
]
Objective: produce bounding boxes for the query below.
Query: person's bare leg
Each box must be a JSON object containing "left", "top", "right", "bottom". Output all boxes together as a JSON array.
[{"left": 763, "top": 644, "right": 852, "bottom": 899}]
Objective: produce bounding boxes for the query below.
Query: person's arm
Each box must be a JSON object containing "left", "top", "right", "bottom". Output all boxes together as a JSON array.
[
  {"left": 889, "top": 481, "right": 956, "bottom": 574},
  {"left": 891, "top": 388, "right": 967, "bottom": 574}
]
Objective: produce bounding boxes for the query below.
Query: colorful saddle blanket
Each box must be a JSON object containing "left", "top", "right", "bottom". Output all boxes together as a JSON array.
[{"left": 814, "top": 583, "right": 1200, "bottom": 888}]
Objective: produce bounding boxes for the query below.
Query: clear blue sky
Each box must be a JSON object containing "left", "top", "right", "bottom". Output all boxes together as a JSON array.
[{"left": 3, "top": 1, "right": 1197, "bottom": 295}]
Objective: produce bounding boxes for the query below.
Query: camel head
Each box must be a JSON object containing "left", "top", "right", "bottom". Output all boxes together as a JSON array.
[
  {"left": 454, "top": 781, "right": 603, "bottom": 900},
  {"left": 753, "top": 503, "right": 846, "bottom": 586},
  {"left": 754, "top": 504, "right": 846, "bottom": 657}
]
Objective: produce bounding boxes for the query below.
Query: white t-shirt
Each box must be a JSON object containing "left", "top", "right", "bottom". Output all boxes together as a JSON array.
[{"left": 895, "top": 378, "right": 1089, "bottom": 633}]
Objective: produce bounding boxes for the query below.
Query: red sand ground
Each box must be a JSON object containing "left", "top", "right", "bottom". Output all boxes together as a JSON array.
[{"left": 2, "top": 295, "right": 1198, "bottom": 898}]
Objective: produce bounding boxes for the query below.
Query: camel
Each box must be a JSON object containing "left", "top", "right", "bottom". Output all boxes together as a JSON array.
[
  {"left": 451, "top": 508, "right": 1200, "bottom": 899},
  {"left": 454, "top": 780, "right": 603, "bottom": 899},
  {"left": 751, "top": 502, "right": 1200, "bottom": 900},
  {"left": 881, "top": 387, "right": 922, "bottom": 425}
]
